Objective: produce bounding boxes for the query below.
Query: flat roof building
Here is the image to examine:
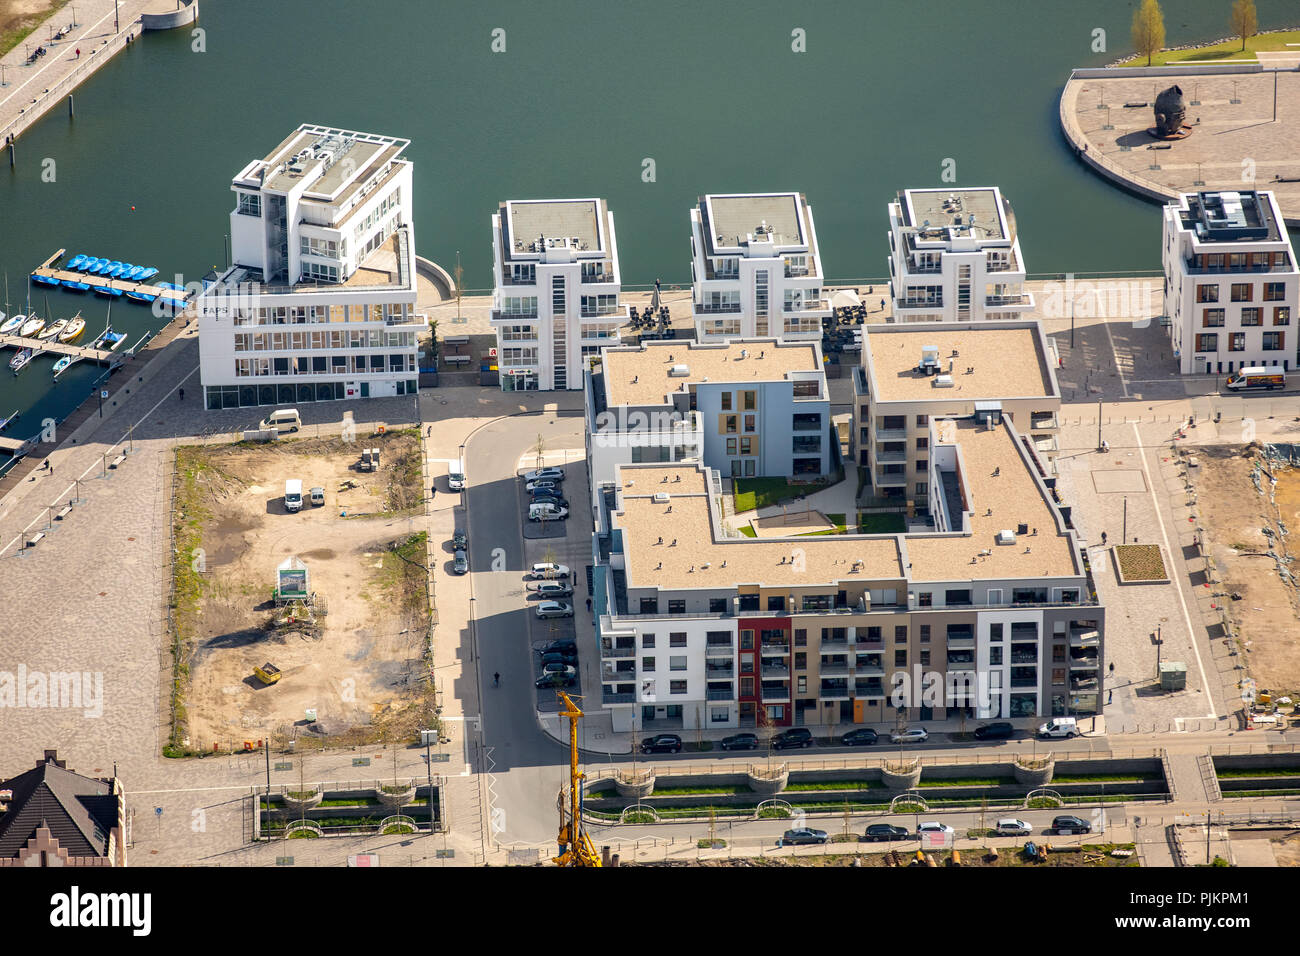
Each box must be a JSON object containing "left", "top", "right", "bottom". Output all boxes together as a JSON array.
[
  {"left": 491, "top": 198, "right": 626, "bottom": 391},
  {"left": 197, "top": 124, "right": 422, "bottom": 410},
  {"left": 887, "top": 187, "right": 1033, "bottom": 323},
  {"left": 592, "top": 410, "right": 1103, "bottom": 733},
  {"left": 0, "top": 751, "right": 126, "bottom": 867},
  {"left": 1161, "top": 190, "right": 1298, "bottom": 376},
  {"left": 690, "top": 192, "right": 829, "bottom": 342},
  {"left": 854, "top": 321, "right": 1062, "bottom": 513},
  {"left": 585, "top": 338, "right": 831, "bottom": 504}
]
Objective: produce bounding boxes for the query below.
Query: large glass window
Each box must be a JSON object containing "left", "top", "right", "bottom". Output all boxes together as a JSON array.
[{"left": 236, "top": 193, "right": 261, "bottom": 217}]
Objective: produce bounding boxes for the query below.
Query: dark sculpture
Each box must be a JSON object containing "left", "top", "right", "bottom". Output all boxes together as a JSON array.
[{"left": 1153, "top": 85, "right": 1186, "bottom": 138}]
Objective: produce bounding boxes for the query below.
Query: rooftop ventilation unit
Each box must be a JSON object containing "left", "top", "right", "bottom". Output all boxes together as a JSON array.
[
  {"left": 996, "top": 530, "right": 1016, "bottom": 546},
  {"left": 917, "top": 344, "right": 941, "bottom": 375},
  {"left": 653, "top": 493, "right": 670, "bottom": 504},
  {"left": 932, "top": 374, "right": 954, "bottom": 388},
  {"left": 669, "top": 364, "right": 690, "bottom": 377}
]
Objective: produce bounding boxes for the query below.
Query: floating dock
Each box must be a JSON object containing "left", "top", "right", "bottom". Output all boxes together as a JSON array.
[{"left": 30, "top": 249, "right": 188, "bottom": 306}]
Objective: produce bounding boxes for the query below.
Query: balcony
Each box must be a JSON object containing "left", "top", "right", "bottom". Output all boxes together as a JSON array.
[
  {"left": 1069, "top": 629, "right": 1100, "bottom": 649},
  {"left": 854, "top": 680, "right": 886, "bottom": 698},
  {"left": 985, "top": 294, "right": 1031, "bottom": 307},
  {"left": 761, "top": 642, "right": 791, "bottom": 656},
  {"left": 706, "top": 662, "right": 735, "bottom": 677},
  {"left": 819, "top": 663, "right": 850, "bottom": 678},
  {"left": 602, "top": 690, "right": 636, "bottom": 704},
  {"left": 874, "top": 448, "right": 907, "bottom": 464},
  {"left": 874, "top": 425, "right": 907, "bottom": 441},
  {"left": 852, "top": 661, "right": 885, "bottom": 677},
  {"left": 1010, "top": 653, "right": 1039, "bottom": 665},
  {"left": 707, "top": 687, "right": 735, "bottom": 701},
  {"left": 820, "top": 633, "right": 849, "bottom": 649},
  {"left": 761, "top": 664, "right": 791, "bottom": 679},
  {"left": 874, "top": 470, "right": 906, "bottom": 487},
  {"left": 1010, "top": 677, "right": 1039, "bottom": 689},
  {"left": 897, "top": 298, "right": 943, "bottom": 310},
  {"left": 761, "top": 683, "right": 791, "bottom": 702},
  {"left": 783, "top": 298, "right": 830, "bottom": 314},
  {"left": 694, "top": 302, "right": 741, "bottom": 314},
  {"left": 1033, "top": 434, "right": 1060, "bottom": 455},
  {"left": 946, "top": 635, "right": 975, "bottom": 649},
  {"left": 1030, "top": 412, "right": 1059, "bottom": 431},
  {"left": 1070, "top": 654, "right": 1099, "bottom": 670},
  {"left": 820, "top": 682, "right": 851, "bottom": 701},
  {"left": 1070, "top": 674, "right": 1099, "bottom": 692},
  {"left": 602, "top": 644, "right": 636, "bottom": 659},
  {"left": 491, "top": 309, "right": 538, "bottom": 323}
]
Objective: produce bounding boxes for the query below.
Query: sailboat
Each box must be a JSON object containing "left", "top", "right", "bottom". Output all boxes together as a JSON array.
[{"left": 58, "top": 313, "right": 86, "bottom": 342}]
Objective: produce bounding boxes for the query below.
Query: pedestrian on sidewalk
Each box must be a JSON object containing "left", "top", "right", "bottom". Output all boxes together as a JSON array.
[
  {"left": 586, "top": 597, "right": 592, "bottom": 612},
  {"left": 426, "top": 425, "right": 432, "bottom": 437},
  {"left": 75, "top": 48, "right": 80, "bottom": 58},
  {"left": 178, "top": 387, "right": 184, "bottom": 401}
]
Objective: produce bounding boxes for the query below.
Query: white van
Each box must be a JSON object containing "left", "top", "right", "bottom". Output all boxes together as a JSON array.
[
  {"left": 1036, "top": 717, "right": 1078, "bottom": 739},
  {"left": 260, "top": 408, "right": 301, "bottom": 433},
  {"left": 528, "top": 501, "right": 568, "bottom": 522},
  {"left": 284, "top": 479, "right": 304, "bottom": 513},
  {"left": 447, "top": 459, "right": 466, "bottom": 491},
  {"left": 1225, "top": 367, "right": 1286, "bottom": 391}
]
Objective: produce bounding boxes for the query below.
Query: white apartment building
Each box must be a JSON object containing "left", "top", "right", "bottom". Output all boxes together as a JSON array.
[
  {"left": 197, "top": 125, "right": 422, "bottom": 409},
  {"left": 490, "top": 199, "right": 626, "bottom": 391},
  {"left": 1162, "top": 190, "right": 1298, "bottom": 376},
  {"left": 887, "top": 187, "right": 1033, "bottom": 323},
  {"left": 690, "top": 192, "right": 829, "bottom": 342}
]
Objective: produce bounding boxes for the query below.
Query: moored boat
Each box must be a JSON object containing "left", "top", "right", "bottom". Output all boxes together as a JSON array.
[
  {"left": 0, "top": 409, "right": 17, "bottom": 431},
  {"left": 136, "top": 267, "right": 159, "bottom": 281},
  {"left": 58, "top": 315, "right": 85, "bottom": 342},
  {"left": 99, "top": 330, "right": 128, "bottom": 352},
  {"left": 124, "top": 290, "right": 156, "bottom": 304},
  {"left": 52, "top": 355, "right": 72, "bottom": 376},
  {"left": 0, "top": 314, "right": 23, "bottom": 334},
  {"left": 37, "top": 318, "right": 68, "bottom": 340},
  {"left": 61, "top": 280, "right": 91, "bottom": 292},
  {"left": 92, "top": 286, "right": 123, "bottom": 298},
  {"left": 66, "top": 254, "right": 88, "bottom": 270},
  {"left": 19, "top": 316, "right": 45, "bottom": 337},
  {"left": 9, "top": 347, "right": 33, "bottom": 372},
  {"left": 31, "top": 273, "right": 61, "bottom": 287}
]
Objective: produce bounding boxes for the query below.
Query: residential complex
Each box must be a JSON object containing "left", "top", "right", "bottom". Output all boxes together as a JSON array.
[
  {"left": 886, "top": 187, "right": 1033, "bottom": 323},
  {"left": 591, "top": 410, "right": 1104, "bottom": 734},
  {"left": 690, "top": 192, "right": 829, "bottom": 342},
  {"left": 854, "top": 321, "right": 1063, "bottom": 512},
  {"left": 196, "top": 124, "right": 422, "bottom": 410},
  {"left": 0, "top": 751, "right": 126, "bottom": 867},
  {"left": 1161, "top": 190, "right": 1298, "bottom": 376},
  {"left": 585, "top": 338, "right": 831, "bottom": 502},
  {"left": 490, "top": 198, "right": 626, "bottom": 391}
]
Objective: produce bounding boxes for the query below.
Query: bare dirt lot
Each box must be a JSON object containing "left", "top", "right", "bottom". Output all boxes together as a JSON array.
[
  {"left": 0, "top": 0, "right": 63, "bottom": 56},
  {"left": 1193, "top": 444, "right": 1300, "bottom": 695},
  {"left": 170, "top": 430, "right": 434, "bottom": 753}
]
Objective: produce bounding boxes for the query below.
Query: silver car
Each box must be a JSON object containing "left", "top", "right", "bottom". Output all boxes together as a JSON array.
[
  {"left": 532, "top": 581, "right": 573, "bottom": 599},
  {"left": 528, "top": 562, "right": 570, "bottom": 580},
  {"left": 452, "top": 549, "right": 468, "bottom": 575},
  {"left": 535, "top": 601, "right": 574, "bottom": 619},
  {"left": 995, "top": 818, "right": 1033, "bottom": 836}
]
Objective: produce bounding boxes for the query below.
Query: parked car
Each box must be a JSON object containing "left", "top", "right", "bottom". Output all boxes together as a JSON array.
[
  {"left": 309, "top": 486, "right": 325, "bottom": 507},
  {"left": 527, "top": 478, "right": 563, "bottom": 494},
  {"left": 840, "top": 728, "right": 879, "bottom": 747},
  {"left": 974, "top": 721, "right": 1015, "bottom": 741},
  {"left": 540, "top": 661, "right": 576, "bottom": 679},
  {"left": 535, "top": 601, "right": 574, "bottom": 619},
  {"left": 531, "top": 581, "right": 573, "bottom": 599},
  {"left": 452, "top": 549, "right": 468, "bottom": 575},
  {"left": 995, "top": 818, "right": 1033, "bottom": 836},
  {"left": 640, "top": 734, "right": 682, "bottom": 754},
  {"left": 528, "top": 562, "right": 570, "bottom": 580},
  {"left": 1037, "top": 717, "right": 1078, "bottom": 739},
  {"left": 772, "top": 728, "right": 814, "bottom": 750},
  {"left": 451, "top": 529, "right": 468, "bottom": 551},
  {"left": 542, "top": 639, "right": 578, "bottom": 660},
  {"left": 1052, "top": 814, "right": 1091, "bottom": 834},
  {"left": 780, "top": 827, "right": 828, "bottom": 846},
  {"left": 540, "top": 652, "right": 571, "bottom": 669},
  {"left": 535, "top": 672, "right": 575, "bottom": 690},
  {"left": 528, "top": 502, "right": 569, "bottom": 522},
  {"left": 889, "top": 727, "right": 930, "bottom": 744},
  {"left": 863, "top": 823, "right": 911, "bottom": 842},
  {"left": 916, "top": 822, "right": 955, "bottom": 836},
  {"left": 530, "top": 495, "right": 570, "bottom": 511},
  {"left": 524, "top": 467, "right": 564, "bottom": 484},
  {"left": 720, "top": 733, "right": 758, "bottom": 751}
]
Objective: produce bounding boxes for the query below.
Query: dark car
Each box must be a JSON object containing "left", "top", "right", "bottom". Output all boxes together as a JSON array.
[
  {"left": 973, "top": 721, "right": 1015, "bottom": 741},
  {"left": 540, "top": 652, "right": 571, "bottom": 669},
  {"left": 530, "top": 495, "right": 571, "bottom": 510},
  {"left": 640, "top": 734, "right": 682, "bottom": 754},
  {"left": 779, "top": 827, "right": 828, "bottom": 846},
  {"left": 534, "top": 672, "right": 575, "bottom": 690},
  {"left": 542, "top": 639, "right": 578, "bottom": 661},
  {"left": 840, "top": 728, "right": 879, "bottom": 747},
  {"left": 863, "top": 823, "right": 911, "bottom": 842},
  {"left": 451, "top": 529, "right": 467, "bottom": 551},
  {"left": 1052, "top": 814, "right": 1092, "bottom": 834},
  {"left": 772, "top": 728, "right": 814, "bottom": 750},
  {"left": 720, "top": 733, "right": 759, "bottom": 751}
]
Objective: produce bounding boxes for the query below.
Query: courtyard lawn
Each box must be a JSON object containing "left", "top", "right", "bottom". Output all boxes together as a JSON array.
[
  {"left": 1137, "top": 30, "right": 1300, "bottom": 66},
  {"left": 733, "top": 476, "right": 829, "bottom": 512},
  {"left": 859, "top": 513, "right": 907, "bottom": 534}
]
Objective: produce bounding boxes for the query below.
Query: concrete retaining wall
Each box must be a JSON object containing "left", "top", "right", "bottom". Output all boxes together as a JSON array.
[
  {"left": 141, "top": 0, "right": 199, "bottom": 30},
  {"left": 1069, "top": 64, "right": 1265, "bottom": 80}
]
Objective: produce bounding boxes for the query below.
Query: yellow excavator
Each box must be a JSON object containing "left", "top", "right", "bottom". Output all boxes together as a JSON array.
[{"left": 552, "top": 691, "right": 602, "bottom": 867}]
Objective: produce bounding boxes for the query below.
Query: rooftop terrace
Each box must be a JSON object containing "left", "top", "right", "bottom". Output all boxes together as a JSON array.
[
  {"left": 902, "top": 187, "right": 1008, "bottom": 243},
  {"left": 864, "top": 324, "right": 1056, "bottom": 403},
  {"left": 250, "top": 125, "right": 408, "bottom": 204},
  {"left": 502, "top": 199, "right": 606, "bottom": 259},
  {"left": 702, "top": 193, "right": 807, "bottom": 253}
]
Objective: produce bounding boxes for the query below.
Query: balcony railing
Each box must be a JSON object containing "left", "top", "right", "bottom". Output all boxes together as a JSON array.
[
  {"left": 874, "top": 426, "right": 907, "bottom": 441},
  {"left": 1010, "top": 677, "right": 1039, "bottom": 688},
  {"left": 602, "top": 691, "right": 636, "bottom": 704},
  {"left": 783, "top": 299, "right": 830, "bottom": 314},
  {"left": 602, "top": 666, "right": 636, "bottom": 682},
  {"left": 1030, "top": 413, "right": 1060, "bottom": 430},
  {"left": 602, "top": 645, "right": 636, "bottom": 659},
  {"left": 1070, "top": 656, "right": 1099, "bottom": 670},
  {"left": 874, "top": 470, "right": 906, "bottom": 487},
  {"left": 819, "top": 664, "right": 850, "bottom": 678},
  {"left": 854, "top": 682, "right": 886, "bottom": 698},
  {"left": 761, "top": 685, "right": 790, "bottom": 702},
  {"left": 491, "top": 309, "right": 538, "bottom": 322},
  {"left": 1010, "top": 654, "right": 1039, "bottom": 665},
  {"left": 760, "top": 642, "right": 791, "bottom": 655},
  {"left": 707, "top": 688, "right": 734, "bottom": 701},
  {"left": 819, "top": 684, "right": 851, "bottom": 700},
  {"left": 853, "top": 663, "right": 886, "bottom": 677},
  {"left": 761, "top": 665, "right": 791, "bottom": 679},
  {"left": 874, "top": 448, "right": 907, "bottom": 463},
  {"left": 694, "top": 302, "right": 742, "bottom": 314},
  {"left": 985, "top": 294, "right": 1030, "bottom": 307},
  {"left": 706, "top": 663, "right": 735, "bottom": 677},
  {"left": 898, "top": 298, "right": 943, "bottom": 309}
]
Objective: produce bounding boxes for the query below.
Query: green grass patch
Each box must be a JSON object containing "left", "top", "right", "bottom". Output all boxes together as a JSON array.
[
  {"left": 1215, "top": 766, "right": 1300, "bottom": 778},
  {"left": 785, "top": 780, "right": 883, "bottom": 792},
  {"left": 738, "top": 525, "right": 757, "bottom": 537},
  {"left": 650, "top": 784, "right": 750, "bottom": 796},
  {"left": 917, "top": 777, "right": 1010, "bottom": 788},
  {"left": 734, "top": 476, "right": 829, "bottom": 512},
  {"left": 859, "top": 513, "right": 907, "bottom": 534},
  {"left": 1222, "top": 789, "right": 1300, "bottom": 798},
  {"left": 1051, "top": 773, "right": 1159, "bottom": 784},
  {"left": 1135, "top": 29, "right": 1300, "bottom": 65}
]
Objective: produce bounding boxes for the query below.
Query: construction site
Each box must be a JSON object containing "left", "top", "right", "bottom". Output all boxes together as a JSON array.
[
  {"left": 1190, "top": 442, "right": 1300, "bottom": 708},
  {"left": 167, "top": 427, "right": 434, "bottom": 755}
]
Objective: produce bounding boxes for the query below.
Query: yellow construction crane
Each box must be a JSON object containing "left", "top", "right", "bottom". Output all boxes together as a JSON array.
[{"left": 553, "top": 691, "right": 602, "bottom": 867}]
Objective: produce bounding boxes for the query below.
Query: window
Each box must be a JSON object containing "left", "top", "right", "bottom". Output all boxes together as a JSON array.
[
  {"left": 668, "top": 601, "right": 686, "bottom": 615},
  {"left": 741, "top": 630, "right": 754, "bottom": 649},
  {"left": 1265, "top": 282, "right": 1286, "bottom": 302},
  {"left": 916, "top": 437, "right": 928, "bottom": 451},
  {"left": 1229, "top": 333, "right": 1246, "bottom": 352},
  {"left": 709, "top": 598, "right": 728, "bottom": 613},
  {"left": 744, "top": 414, "right": 756, "bottom": 433},
  {"left": 944, "top": 589, "right": 972, "bottom": 606},
  {"left": 642, "top": 657, "right": 655, "bottom": 672},
  {"left": 1195, "top": 333, "right": 1218, "bottom": 353},
  {"left": 916, "top": 460, "right": 928, "bottom": 474},
  {"left": 915, "top": 415, "right": 928, "bottom": 428},
  {"left": 742, "top": 391, "right": 756, "bottom": 411},
  {"left": 1264, "top": 331, "right": 1285, "bottom": 351},
  {"left": 739, "top": 437, "right": 754, "bottom": 456},
  {"left": 767, "top": 595, "right": 785, "bottom": 612},
  {"left": 918, "top": 592, "right": 932, "bottom": 607},
  {"left": 894, "top": 649, "right": 907, "bottom": 666},
  {"left": 236, "top": 193, "right": 261, "bottom": 217},
  {"left": 726, "top": 438, "right": 737, "bottom": 455},
  {"left": 990, "top": 623, "right": 1004, "bottom": 641},
  {"left": 1275, "top": 307, "right": 1291, "bottom": 326},
  {"left": 915, "top": 482, "right": 927, "bottom": 496},
  {"left": 1052, "top": 668, "right": 1066, "bottom": 685},
  {"left": 1241, "top": 308, "right": 1262, "bottom": 326},
  {"left": 670, "top": 680, "right": 687, "bottom": 695},
  {"left": 500, "top": 297, "right": 538, "bottom": 317},
  {"left": 987, "top": 588, "right": 1003, "bottom": 605},
  {"left": 1231, "top": 283, "right": 1252, "bottom": 302},
  {"left": 796, "top": 676, "right": 807, "bottom": 694},
  {"left": 642, "top": 633, "right": 656, "bottom": 648},
  {"left": 721, "top": 392, "right": 732, "bottom": 411},
  {"left": 794, "top": 652, "right": 807, "bottom": 669},
  {"left": 1201, "top": 308, "right": 1224, "bottom": 328},
  {"left": 670, "top": 656, "right": 688, "bottom": 671},
  {"left": 670, "top": 632, "right": 687, "bottom": 647},
  {"left": 794, "top": 629, "right": 807, "bottom": 646},
  {"left": 894, "top": 626, "right": 908, "bottom": 643},
  {"left": 722, "top": 415, "right": 738, "bottom": 434},
  {"left": 1195, "top": 284, "right": 1218, "bottom": 303},
  {"left": 989, "top": 646, "right": 1003, "bottom": 665},
  {"left": 1052, "top": 645, "right": 1066, "bottom": 662},
  {"left": 919, "top": 650, "right": 930, "bottom": 666},
  {"left": 919, "top": 624, "right": 931, "bottom": 643}
]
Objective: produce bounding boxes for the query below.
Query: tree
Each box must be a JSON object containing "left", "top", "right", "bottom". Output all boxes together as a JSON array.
[
  {"left": 1131, "top": 0, "right": 1166, "bottom": 66},
  {"left": 1230, "top": 0, "right": 1257, "bottom": 51}
]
